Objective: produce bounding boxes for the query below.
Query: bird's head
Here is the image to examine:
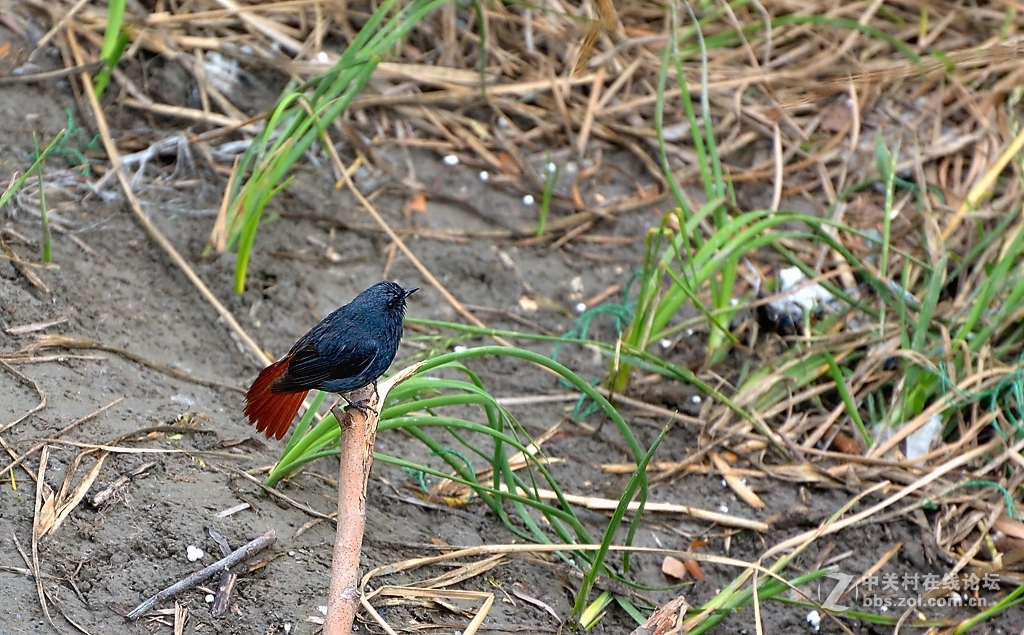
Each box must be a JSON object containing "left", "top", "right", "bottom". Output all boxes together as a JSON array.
[{"left": 362, "top": 281, "right": 418, "bottom": 313}]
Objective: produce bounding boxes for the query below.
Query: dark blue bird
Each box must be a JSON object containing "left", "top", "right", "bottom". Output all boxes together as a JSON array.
[{"left": 244, "top": 281, "right": 417, "bottom": 439}]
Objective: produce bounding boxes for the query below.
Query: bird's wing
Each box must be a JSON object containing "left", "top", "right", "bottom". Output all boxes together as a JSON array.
[{"left": 272, "top": 338, "right": 377, "bottom": 393}]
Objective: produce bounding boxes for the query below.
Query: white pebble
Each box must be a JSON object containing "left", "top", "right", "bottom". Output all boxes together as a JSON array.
[
  {"left": 690, "top": 395, "right": 701, "bottom": 404},
  {"left": 729, "top": 298, "right": 739, "bottom": 306},
  {"left": 806, "top": 610, "right": 821, "bottom": 631},
  {"left": 719, "top": 504, "right": 729, "bottom": 513},
  {"left": 186, "top": 545, "right": 204, "bottom": 562},
  {"left": 546, "top": 162, "right": 557, "bottom": 173},
  {"left": 288, "top": 550, "right": 295, "bottom": 556},
  {"left": 721, "top": 479, "right": 728, "bottom": 487},
  {"left": 479, "top": 170, "right": 489, "bottom": 181},
  {"left": 522, "top": 194, "right": 535, "bottom": 206},
  {"left": 685, "top": 328, "right": 694, "bottom": 336},
  {"left": 443, "top": 154, "right": 459, "bottom": 166},
  {"left": 205, "top": 594, "right": 215, "bottom": 603},
  {"left": 659, "top": 339, "right": 672, "bottom": 350},
  {"left": 453, "top": 345, "right": 467, "bottom": 353},
  {"left": 575, "top": 302, "right": 587, "bottom": 314},
  {"left": 316, "top": 51, "right": 329, "bottom": 64}
]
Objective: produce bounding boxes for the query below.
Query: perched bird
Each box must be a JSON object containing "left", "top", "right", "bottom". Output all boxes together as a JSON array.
[{"left": 244, "top": 281, "right": 417, "bottom": 440}]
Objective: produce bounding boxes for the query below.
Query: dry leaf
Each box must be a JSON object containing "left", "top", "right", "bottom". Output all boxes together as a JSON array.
[
  {"left": 830, "top": 431, "right": 862, "bottom": 454},
  {"left": 408, "top": 191, "right": 428, "bottom": 214},
  {"left": 497, "top": 151, "right": 519, "bottom": 175},
  {"left": 661, "top": 555, "right": 687, "bottom": 580}
]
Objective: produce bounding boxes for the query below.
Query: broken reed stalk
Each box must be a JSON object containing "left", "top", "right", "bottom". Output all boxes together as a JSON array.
[{"left": 324, "top": 363, "right": 423, "bottom": 635}]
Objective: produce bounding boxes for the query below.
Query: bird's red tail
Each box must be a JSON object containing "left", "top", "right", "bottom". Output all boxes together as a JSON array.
[{"left": 244, "top": 357, "right": 307, "bottom": 440}]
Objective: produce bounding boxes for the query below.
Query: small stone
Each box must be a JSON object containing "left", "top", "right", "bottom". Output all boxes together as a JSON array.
[
  {"left": 479, "top": 170, "right": 489, "bottom": 181},
  {"left": 522, "top": 194, "right": 535, "bottom": 206},
  {"left": 443, "top": 155, "right": 459, "bottom": 166},
  {"left": 205, "top": 594, "right": 215, "bottom": 603},
  {"left": 186, "top": 546, "right": 204, "bottom": 562}
]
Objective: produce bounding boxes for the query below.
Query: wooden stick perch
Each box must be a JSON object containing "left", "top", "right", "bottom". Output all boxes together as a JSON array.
[{"left": 324, "top": 363, "right": 423, "bottom": 635}]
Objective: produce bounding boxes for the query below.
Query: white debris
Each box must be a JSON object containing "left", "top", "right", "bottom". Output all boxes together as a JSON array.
[
  {"left": 186, "top": 545, "right": 204, "bottom": 562},
  {"left": 718, "top": 504, "right": 729, "bottom": 513},
  {"left": 479, "top": 170, "right": 490, "bottom": 181},
  {"left": 905, "top": 413, "right": 943, "bottom": 460},
  {"left": 522, "top": 194, "right": 535, "bottom": 206},
  {"left": 453, "top": 345, "right": 467, "bottom": 353},
  {"left": 690, "top": 395, "right": 701, "bottom": 404},
  {"left": 318, "top": 606, "right": 328, "bottom": 615},
  {"left": 203, "top": 52, "right": 239, "bottom": 95},
  {"left": 443, "top": 155, "right": 459, "bottom": 166},
  {"left": 806, "top": 610, "right": 821, "bottom": 631},
  {"left": 575, "top": 302, "right": 587, "bottom": 314},
  {"left": 316, "top": 51, "right": 330, "bottom": 64},
  {"left": 768, "top": 266, "right": 836, "bottom": 320},
  {"left": 659, "top": 339, "right": 672, "bottom": 350},
  {"left": 546, "top": 161, "right": 557, "bottom": 173},
  {"left": 205, "top": 594, "right": 215, "bottom": 603}
]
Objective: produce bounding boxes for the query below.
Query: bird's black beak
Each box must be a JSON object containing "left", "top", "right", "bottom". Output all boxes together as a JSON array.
[{"left": 403, "top": 287, "right": 419, "bottom": 298}]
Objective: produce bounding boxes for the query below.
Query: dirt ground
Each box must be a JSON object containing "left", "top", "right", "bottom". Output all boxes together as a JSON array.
[{"left": 0, "top": 32, "right": 1018, "bottom": 635}]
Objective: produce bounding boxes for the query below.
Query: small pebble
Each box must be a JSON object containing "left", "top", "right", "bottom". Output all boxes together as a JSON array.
[
  {"left": 575, "top": 302, "right": 587, "bottom": 314},
  {"left": 186, "top": 546, "right": 204, "bottom": 562},
  {"left": 690, "top": 395, "right": 701, "bottom": 404},
  {"left": 685, "top": 328, "right": 694, "bottom": 336},
  {"left": 316, "top": 51, "right": 329, "bottom": 63},
  {"left": 288, "top": 550, "right": 295, "bottom": 556},
  {"left": 659, "top": 339, "right": 672, "bottom": 350},
  {"left": 522, "top": 194, "right": 535, "bottom": 206},
  {"left": 806, "top": 610, "right": 821, "bottom": 632},
  {"left": 453, "top": 345, "right": 467, "bottom": 353},
  {"left": 205, "top": 594, "right": 215, "bottom": 603},
  {"left": 729, "top": 298, "right": 739, "bottom": 306},
  {"left": 443, "top": 155, "right": 459, "bottom": 166},
  {"left": 719, "top": 504, "right": 729, "bottom": 513},
  {"left": 545, "top": 162, "right": 557, "bottom": 173},
  {"left": 479, "top": 170, "right": 489, "bottom": 181}
]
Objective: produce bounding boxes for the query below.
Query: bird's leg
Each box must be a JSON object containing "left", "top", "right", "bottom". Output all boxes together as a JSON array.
[{"left": 343, "top": 381, "right": 378, "bottom": 421}]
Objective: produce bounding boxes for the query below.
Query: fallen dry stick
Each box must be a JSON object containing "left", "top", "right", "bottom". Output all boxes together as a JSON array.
[
  {"left": 325, "top": 363, "right": 424, "bottom": 635},
  {"left": 126, "top": 529, "right": 277, "bottom": 620}
]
